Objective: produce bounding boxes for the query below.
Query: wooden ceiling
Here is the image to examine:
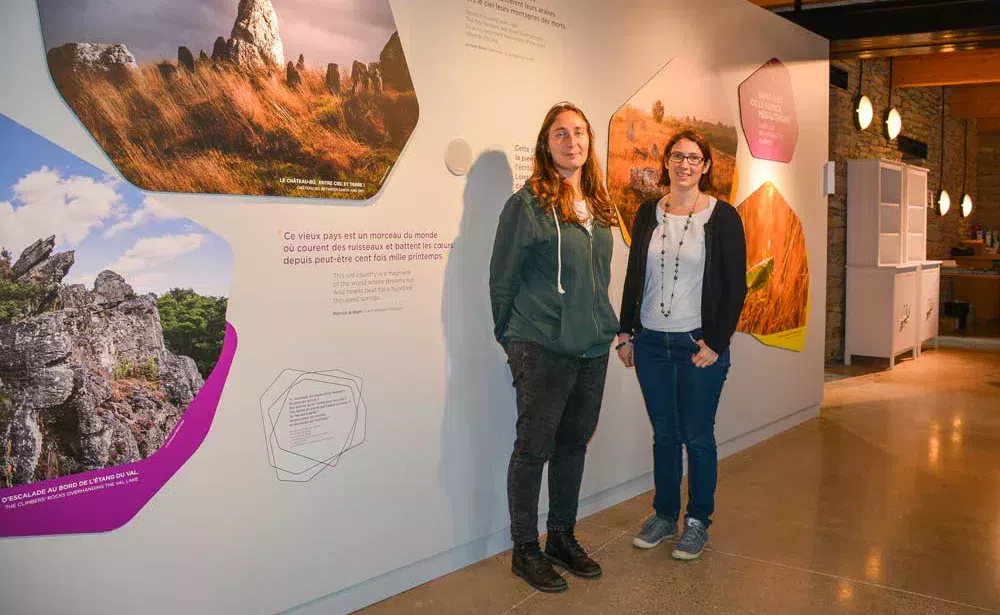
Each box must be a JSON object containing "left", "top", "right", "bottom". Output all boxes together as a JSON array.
[{"left": 748, "top": 1, "right": 1000, "bottom": 130}]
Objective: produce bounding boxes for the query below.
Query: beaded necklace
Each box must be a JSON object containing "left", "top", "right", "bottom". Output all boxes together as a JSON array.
[{"left": 659, "top": 194, "right": 700, "bottom": 318}]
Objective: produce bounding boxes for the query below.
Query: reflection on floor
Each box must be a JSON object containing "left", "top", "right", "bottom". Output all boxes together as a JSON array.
[
  {"left": 945, "top": 318, "right": 1000, "bottom": 339},
  {"left": 361, "top": 347, "right": 1000, "bottom": 614}
]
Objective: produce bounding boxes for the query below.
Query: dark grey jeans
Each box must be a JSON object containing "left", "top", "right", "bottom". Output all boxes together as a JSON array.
[{"left": 506, "top": 341, "right": 609, "bottom": 544}]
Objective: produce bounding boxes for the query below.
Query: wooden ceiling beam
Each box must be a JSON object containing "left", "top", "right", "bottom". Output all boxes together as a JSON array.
[
  {"left": 950, "top": 85, "right": 1000, "bottom": 118},
  {"left": 892, "top": 49, "right": 1000, "bottom": 87}
]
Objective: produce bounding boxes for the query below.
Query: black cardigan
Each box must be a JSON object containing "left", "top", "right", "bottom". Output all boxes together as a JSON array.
[{"left": 619, "top": 197, "right": 748, "bottom": 354}]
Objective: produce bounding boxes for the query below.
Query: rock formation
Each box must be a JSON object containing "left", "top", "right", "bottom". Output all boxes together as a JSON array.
[
  {"left": 212, "top": 36, "right": 228, "bottom": 61},
  {"left": 225, "top": 0, "right": 284, "bottom": 70},
  {"left": 46, "top": 43, "right": 137, "bottom": 84},
  {"left": 0, "top": 239, "right": 205, "bottom": 487},
  {"left": 630, "top": 167, "right": 665, "bottom": 197},
  {"left": 296, "top": 54, "right": 305, "bottom": 71},
  {"left": 326, "top": 63, "right": 341, "bottom": 94},
  {"left": 368, "top": 62, "right": 383, "bottom": 93},
  {"left": 351, "top": 60, "right": 369, "bottom": 94},
  {"left": 178, "top": 46, "right": 195, "bottom": 72},
  {"left": 199, "top": 50, "right": 210, "bottom": 63},
  {"left": 379, "top": 31, "right": 413, "bottom": 91},
  {"left": 286, "top": 62, "right": 301, "bottom": 89}
]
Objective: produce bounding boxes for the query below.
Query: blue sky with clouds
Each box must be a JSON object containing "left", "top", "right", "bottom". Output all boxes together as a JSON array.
[
  {"left": 37, "top": 0, "right": 398, "bottom": 68},
  {"left": 0, "top": 113, "right": 232, "bottom": 297}
]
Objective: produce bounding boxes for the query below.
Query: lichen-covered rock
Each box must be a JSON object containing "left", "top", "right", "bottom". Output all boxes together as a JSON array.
[
  {"left": 11, "top": 235, "right": 55, "bottom": 280},
  {"left": 47, "top": 43, "right": 137, "bottom": 85},
  {"left": 0, "top": 238, "right": 211, "bottom": 487},
  {"left": 226, "top": 0, "right": 284, "bottom": 70}
]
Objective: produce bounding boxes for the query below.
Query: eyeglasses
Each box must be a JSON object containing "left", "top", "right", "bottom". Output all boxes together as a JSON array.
[{"left": 667, "top": 152, "right": 704, "bottom": 165}]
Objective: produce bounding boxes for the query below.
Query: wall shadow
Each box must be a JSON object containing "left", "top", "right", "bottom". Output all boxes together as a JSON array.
[{"left": 440, "top": 150, "right": 516, "bottom": 553}]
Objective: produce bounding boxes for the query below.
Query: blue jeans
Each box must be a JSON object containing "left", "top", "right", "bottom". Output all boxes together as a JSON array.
[{"left": 633, "top": 326, "right": 730, "bottom": 527}]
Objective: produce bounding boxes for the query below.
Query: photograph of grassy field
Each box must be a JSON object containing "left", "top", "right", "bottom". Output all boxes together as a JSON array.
[
  {"left": 607, "top": 58, "right": 738, "bottom": 243},
  {"left": 735, "top": 182, "right": 809, "bottom": 343},
  {"left": 37, "top": 0, "right": 417, "bottom": 200}
]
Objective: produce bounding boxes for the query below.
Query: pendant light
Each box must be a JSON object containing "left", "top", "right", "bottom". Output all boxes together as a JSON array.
[
  {"left": 855, "top": 59, "right": 874, "bottom": 130},
  {"left": 937, "top": 89, "right": 950, "bottom": 216},
  {"left": 961, "top": 118, "right": 974, "bottom": 218},
  {"left": 885, "top": 59, "right": 902, "bottom": 140}
]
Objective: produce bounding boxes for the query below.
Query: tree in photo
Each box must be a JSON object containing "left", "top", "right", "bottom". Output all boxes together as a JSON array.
[{"left": 157, "top": 289, "right": 228, "bottom": 378}]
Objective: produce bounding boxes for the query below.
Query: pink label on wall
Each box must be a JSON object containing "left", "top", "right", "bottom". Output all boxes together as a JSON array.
[{"left": 739, "top": 58, "right": 798, "bottom": 163}]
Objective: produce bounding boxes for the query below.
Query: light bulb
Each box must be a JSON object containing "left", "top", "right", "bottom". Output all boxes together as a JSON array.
[
  {"left": 856, "top": 95, "right": 873, "bottom": 130},
  {"left": 961, "top": 194, "right": 973, "bottom": 217},
  {"left": 938, "top": 190, "right": 951, "bottom": 216},
  {"left": 885, "top": 108, "right": 902, "bottom": 140}
]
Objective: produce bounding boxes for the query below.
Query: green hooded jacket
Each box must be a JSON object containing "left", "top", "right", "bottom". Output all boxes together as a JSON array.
[{"left": 489, "top": 184, "right": 618, "bottom": 358}]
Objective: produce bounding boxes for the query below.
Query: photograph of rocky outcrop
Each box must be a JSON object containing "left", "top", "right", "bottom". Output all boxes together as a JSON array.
[
  {"left": 0, "top": 113, "right": 233, "bottom": 488},
  {"left": 36, "top": 0, "right": 418, "bottom": 200},
  {"left": 608, "top": 57, "right": 738, "bottom": 244}
]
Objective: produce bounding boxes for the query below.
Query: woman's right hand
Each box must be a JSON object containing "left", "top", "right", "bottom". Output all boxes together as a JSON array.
[{"left": 616, "top": 334, "right": 634, "bottom": 368}]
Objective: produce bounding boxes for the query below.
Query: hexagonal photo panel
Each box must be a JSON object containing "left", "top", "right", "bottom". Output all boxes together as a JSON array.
[
  {"left": 259, "top": 369, "right": 367, "bottom": 482},
  {"left": 608, "top": 56, "right": 739, "bottom": 244},
  {"left": 736, "top": 182, "right": 809, "bottom": 352},
  {"left": 739, "top": 58, "right": 798, "bottom": 163},
  {"left": 0, "top": 112, "right": 237, "bottom": 537},
  {"left": 35, "top": 0, "right": 418, "bottom": 201}
]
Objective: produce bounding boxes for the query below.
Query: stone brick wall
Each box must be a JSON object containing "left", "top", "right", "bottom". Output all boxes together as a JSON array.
[
  {"left": 827, "top": 58, "right": 976, "bottom": 363},
  {"left": 976, "top": 132, "right": 1000, "bottom": 233}
]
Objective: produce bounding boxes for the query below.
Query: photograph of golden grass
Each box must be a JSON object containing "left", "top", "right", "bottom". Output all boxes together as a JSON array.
[
  {"left": 38, "top": 0, "right": 417, "bottom": 200},
  {"left": 735, "top": 181, "right": 809, "bottom": 338},
  {"left": 607, "top": 58, "right": 738, "bottom": 244}
]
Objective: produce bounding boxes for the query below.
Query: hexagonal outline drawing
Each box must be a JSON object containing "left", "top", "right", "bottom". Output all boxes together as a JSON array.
[
  {"left": 35, "top": 1, "right": 419, "bottom": 203},
  {"left": 263, "top": 372, "right": 366, "bottom": 482},
  {"left": 738, "top": 58, "right": 799, "bottom": 164},
  {"left": 607, "top": 56, "right": 741, "bottom": 245},
  {"left": 262, "top": 371, "right": 366, "bottom": 479},
  {"left": 259, "top": 369, "right": 367, "bottom": 483},
  {"left": 267, "top": 378, "right": 360, "bottom": 470}
]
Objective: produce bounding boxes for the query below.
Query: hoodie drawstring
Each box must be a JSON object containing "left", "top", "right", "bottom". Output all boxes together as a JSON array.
[{"left": 552, "top": 207, "right": 566, "bottom": 295}]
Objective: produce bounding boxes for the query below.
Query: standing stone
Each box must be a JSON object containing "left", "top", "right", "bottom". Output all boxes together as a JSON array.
[
  {"left": 379, "top": 31, "right": 413, "bottom": 91},
  {"left": 368, "top": 62, "right": 382, "bottom": 93},
  {"left": 212, "top": 36, "right": 228, "bottom": 61},
  {"left": 286, "top": 62, "right": 301, "bottom": 89},
  {"left": 626, "top": 121, "right": 637, "bottom": 142},
  {"left": 178, "top": 46, "right": 195, "bottom": 72},
  {"left": 326, "top": 63, "right": 341, "bottom": 94},
  {"left": 199, "top": 50, "right": 210, "bottom": 62},
  {"left": 351, "top": 60, "right": 368, "bottom": 94},
  {"left": 296, "top": 54, "right": 305, "bottom": 71},
  {"left": 226, "top": 0, "right": 285, "bottom": 70},
  {"left": 651, "top": 143, "right": 660, "bottom": 159}
]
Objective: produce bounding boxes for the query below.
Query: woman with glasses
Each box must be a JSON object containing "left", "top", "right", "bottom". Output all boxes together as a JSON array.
[
  {"left": 490, "top": 102, "right": 619, "bottom": 592},
  {"left": 615, "top": 130, "right": 747, "bottom": 560}
]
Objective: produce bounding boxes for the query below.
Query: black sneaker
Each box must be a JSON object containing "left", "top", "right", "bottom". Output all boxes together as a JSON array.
[
  {"left": 544, "top": 530, "right": 602, "bottom": 579},
  {"left": 512, "top": 541, "right": 568, "bottom": 593}
]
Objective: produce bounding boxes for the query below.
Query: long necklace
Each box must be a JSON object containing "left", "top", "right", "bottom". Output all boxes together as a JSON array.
[{"left": 659, "top": 194, "right": 698, "bottom": 318}]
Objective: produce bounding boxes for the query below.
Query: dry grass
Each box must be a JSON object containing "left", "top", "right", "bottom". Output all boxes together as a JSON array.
[
  {"left": 608, "top": 106, "right": 737, "bottom": 239},
  {"left": 53, "top": 61, "right": 418, "bottom": 199},
  {"left": 736, "top": 182, "right": 809, "bottom": 336}
]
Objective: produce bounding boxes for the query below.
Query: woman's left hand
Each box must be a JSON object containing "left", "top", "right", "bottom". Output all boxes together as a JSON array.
[{"left": 691, "top": 339, "right": 718, "bottom": 368}]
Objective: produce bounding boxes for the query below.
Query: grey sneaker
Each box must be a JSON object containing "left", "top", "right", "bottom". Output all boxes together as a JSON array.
[
  {"left": 632, "top": 515, "right": 677, "bottom": 549},
  {"left": 671, "top": 518, "right": 708, "bottom": 560}
]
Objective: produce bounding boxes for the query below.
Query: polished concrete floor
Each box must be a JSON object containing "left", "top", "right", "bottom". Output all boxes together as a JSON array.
[{"left": 362, "top": 348, "right": 1000, "bottom": 614}]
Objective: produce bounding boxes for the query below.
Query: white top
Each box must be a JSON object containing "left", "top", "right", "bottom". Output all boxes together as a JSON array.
[
  {"left": 573, "top": 199, "right": 593, "bottom": 233},
  {"left": 640, "top": 196, "right": 717, "bottom": 332}
]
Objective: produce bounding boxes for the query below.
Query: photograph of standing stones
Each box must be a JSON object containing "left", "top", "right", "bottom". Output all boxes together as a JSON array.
[
  {"left": 0, "top": 113, "right": 233, "bottom": 489},
  {"left": 36, "top": 0, "right": 418, "bottom": 199}
]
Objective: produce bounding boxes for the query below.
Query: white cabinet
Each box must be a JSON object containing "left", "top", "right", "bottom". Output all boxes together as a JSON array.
[{"left": 845, "top": 160, "right": 939, "bottom": 367}]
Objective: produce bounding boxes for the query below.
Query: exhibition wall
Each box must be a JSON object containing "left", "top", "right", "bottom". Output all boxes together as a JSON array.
[{"left": 0, "top": 0, "right": 828, "bottom": 612}]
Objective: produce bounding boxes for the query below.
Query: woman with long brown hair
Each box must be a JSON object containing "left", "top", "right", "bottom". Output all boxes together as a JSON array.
[{"left": 489, "top": 102, "right": 618, "bottom": 593}]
